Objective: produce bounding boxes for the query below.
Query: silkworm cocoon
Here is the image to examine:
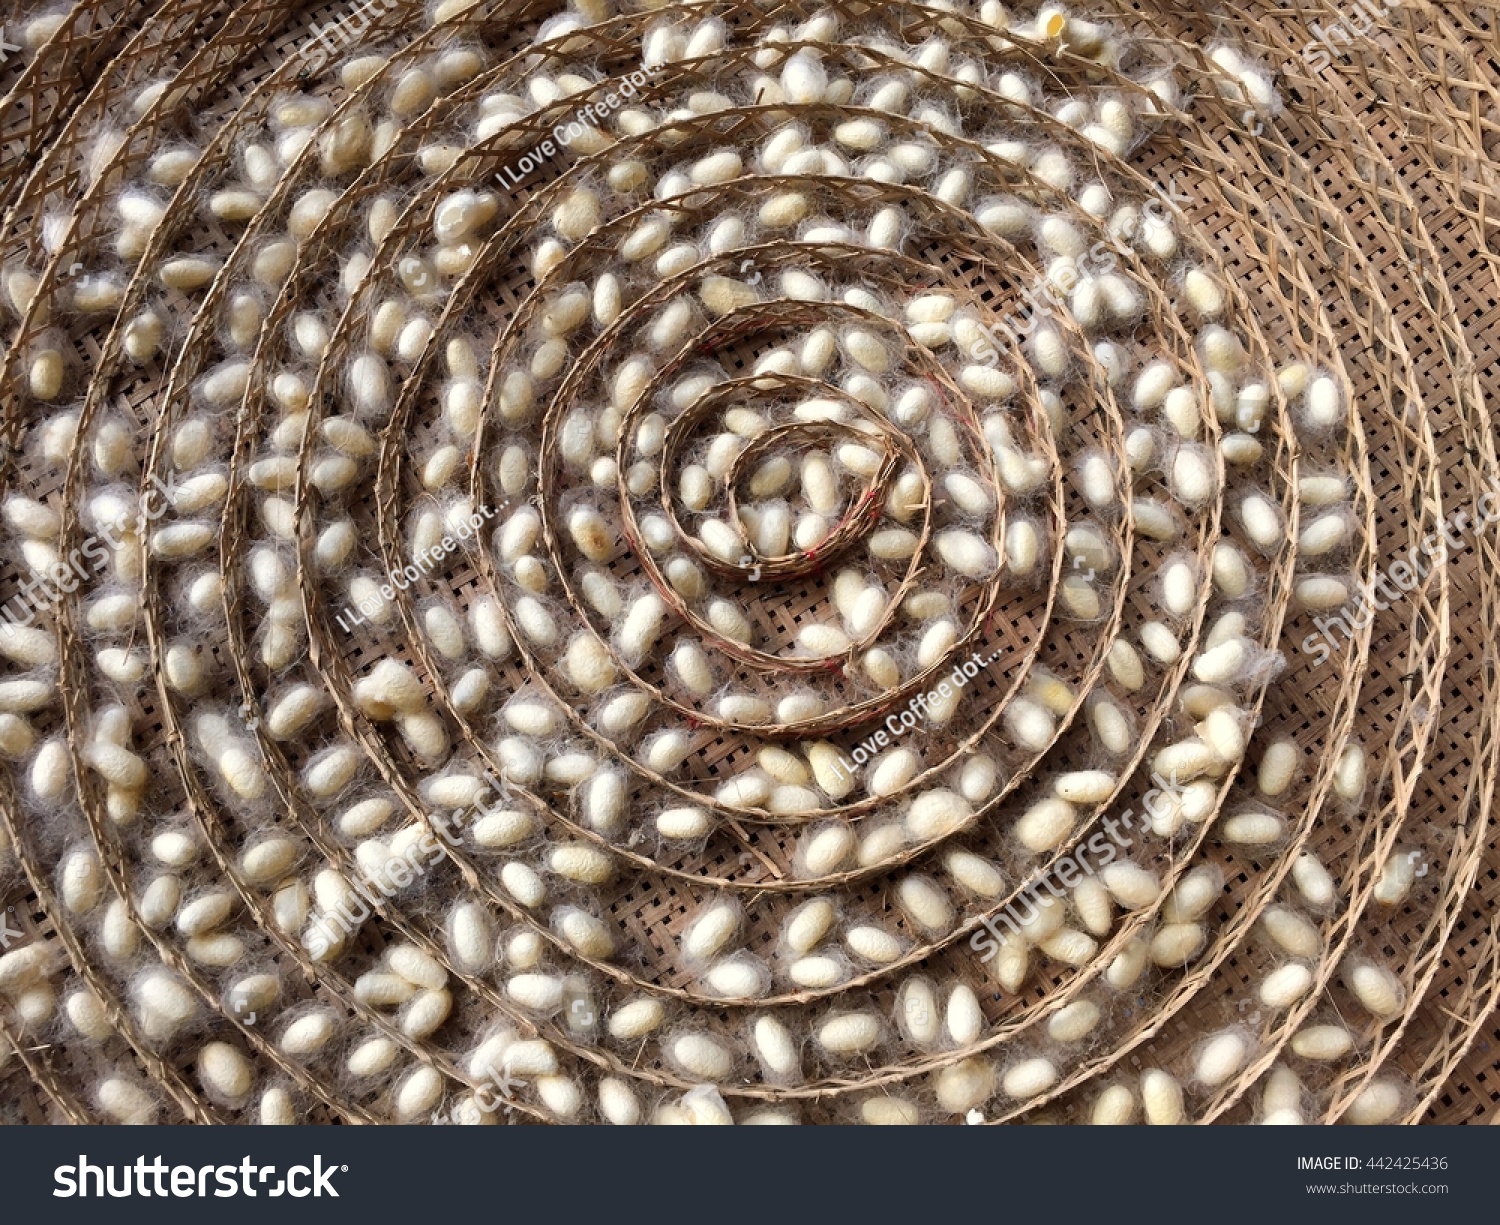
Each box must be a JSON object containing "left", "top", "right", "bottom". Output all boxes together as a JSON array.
[
  {"left": 98, "top": 1077, "right": 158, "bottom": 1126},
  {"left": 176, "top": 889, "right": 237, "bottom": 939},
  {"left": 641, "top": 728, "right": 692, "bottom": 773},
  {"left": 868, "top": 748, "right": 919, "bottom": 797},
  {"left": 650, "top": 802, "right": 710, "bottom": 841},
  {"left": 1239, "top": 491, "right": 1283, "bottom": 550},
  {"left": 1194, "top": 1029, "right": 1249, "bottom": 1087},
  {"left": 1101, "top": 936, "right": 1148, "bottom": 991},
  {"left": 506, "top": 595, "right": 557, "bottom": 648},
  {"left": 786, "top": 953, "right": 846, "bottom": 995},
  {"left": 1089, "top": 1084, "right": 1137, "bottom": 1126},
  {"left": 1105, "top": 640, "right": 1145, "bottom": 692},
  {"left": 589, "top": 1077, "right": 641, "bottom": 1127},
  {"left": 1191, "top": 637, "right": 1249, "bottom": 684},
  {"left": 347, "top": 353, "right": 392, "bottom": 417},
  {"left": 684, "top": 899, "right": 741, "bottom": 964},
  {"left": 0, "top": 944, "right": 52, "bottom": 998},
  {"left": 1098, "top": 861, "right": 1160, "bottom": 910},
  {"left": 1293, "top": 852, "right": 1336, "bottom": 908},
  {"left": 934, "top": 530, "right": 998, "bottom": 580},
  {"left": 757, "top": 189, "right": 810, "bottom": 228},
  {"left": 1290, "top": 1024, "right": 1353, "bottom": 1061},
  {"left": 795, "top": 822, "right": 854, "bottom": 876},
  {"left": 133, "top": 968, "right": 198, "bottom": 1038},
  {"left": 1303, "top": 375, "right": 1343, "bottom": 431},
  {"left": 1137, "top": 1070, "right": 1184, "bottom": 1125},
  {"left": 159, "top": 256, "right": 221, "bottom": 291},
  {"left": 135, "top": 873, "right": 183, "bottom": 930},
  {"left": 64, "top": 988, "right": 112, "bottom": 1041},
  {"left": 1346, "top": 961, "right": 1404, "bottom": 1018},
  {"left": 1084, "top": 696, "right": 1131, "bottom": 757},
  {"left": 1050, "top": 770, "right": 1112, "bottom": 805},
  {"left": 1199, "top": 709, "right": 1249, "bottom": 767},
  {"left": 1252, "top": 739, "right": 1299, "bottom": 798},
  {"left": 940, "top": 984, "right": 982, "bottom": 1047},
  {"left": 806, "top": 1010, "right": 885, "bottom": 1064},
  {"left": 671, "top": 1032, "right": 734, "bottom": 1081},
  {"left": 346, "top": 1035, "right": 399, "bottom": 1080},
  {"left": 1259, "top": 962, "right": 1314, "bottom": 1009},
  {"left": 702, "top": 952, "right": 769, "bottom": 999},
  {"left": 897, "top": 876, "right": 953, "bottom": 933},
  {"left": 960, "top": 366, "right": 1016, "bottom": 400},
  {"left": 601, "top": 996, "right": 667, "bottom": 1046},
  {"left": 1171, "top": 446, "right": 1216, "bottom": 506},
  {"left": 614, "top": 593, "right": 667, "bottom": 665},
  {"left": 1298, "top": 511, "right": 1351, "bottom": 557},
  {"left": 1345, "top": 1080, "right": 1404, "bottom": 1126},
  {"left": 474, "top": 797, "right": 540, "bottom": 845},
  {"left": 844, "top": 925, "right": 902, "bottom": 965},
  {"left": 1001, "top": 1057, "right": 1057, "bottom": 1101},
  {"left": 1333, "top": 743, "right": 1366, "bottom": 800},
  {"left": 28, "top": 349, "right": 64, "bottom": 400},
  {"left": 390, "top": 1066, "right": 443, "bottom": 1122},
  {"left": 769, "top": 898, "right": 837, "bottom": 962},
  {"left": 195, "top": 1042, "right": 253, "bottom": 1101},
  {"left": 928, "top": 1056, "right": 994, "bottom": 1114},
  {"left": 1148, "top": 918, "right": 1206, "bottom": 965},
  {"left": 503, "top": 970, "right": 565, "bottom": 1016},
  {"left": 1013, "top": 797, "right": 1075, "bottom": 853},
  {"left": 779, "top": 49, "right": 828, "bottom": 103},
  {"left": 548, "top": 843, "right": 614, "bottom": 886},
  {"left": 1170, "top": 383, "right": 1210, "bottom": 436},
  {"left": 1262, "top": 905, "right": 1321, "bottom": 958},
  {"left": 740, "top": 1014, "right": 802, "bottom": 1084},
  {"left": 1210, "top": 544, "right": 1251, "bottom": 601},
  {"left": 906, "top": 790, "right": 972, "bottom": 842},
  {"left": 1221, "top": 433, "right": 1264, "bottom": 467},
  {"left": 1131, "top": 498, "right": 1180, "bottom": 541}
]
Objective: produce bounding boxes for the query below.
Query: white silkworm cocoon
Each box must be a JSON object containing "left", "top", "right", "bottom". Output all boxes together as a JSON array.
[
  {"left": 939, "top": 845, "right": 1004, "bottom": 902},
  {"left": 1298, "top": 511, "right": 1351, "bottom": 556},
  {"left": 1002, "top": 1057, "right": 1058, "bottom": 1101},
  {"left": 846, "top": 925, "right": 904, "bottom": 964},
  {"left": 616, "top": 593, "right": 667, "bottom": 665},
  {"left": 1290, "top": 1025, "right": 1352, "bottom": 1061},
  {"left": 1171, "top": 446, "right": 1216, "bottom": 506},
  {"left": 99, "top": 1078, "right": 158, "bottom": 1125},
  {"left": 1141, "top": 918, "right": 1200, "bottom": 969},
  {"left": 670, "top": 1032, "right": 734, "bottom": 1081},
  {"left": 1260, "top": 963, "right": 1313, "bottom": 1008},
  {"left": 936, "top": 530, "right": 997, "bottom": 578},
  {"left": 790, "top": 955, "right": 846, "bottom": 988},
  {"left": 896, "top": 875, "right": 953, "bottom": 933},
  {"left": 1304, "top": 375, "right": 1343, "bottom": 430},
  {"left": 1258, "top": 739, "right": 1299, "bottom": 796},
  {"left": 1334, "top": 743, "right": 1366, "bottom": 799},
  {"left": 513, "top": 596, "right": 559, "bottom": 647},
  {"left": 1346, "top": 1081, "right": 1403, "bottom": 1126},
  {"left": 752, "top": 1015, "right": 800, "bottom": 1081},
  {"left": 1131, "top": 1070, "right": 1184, "bottom": 1126},
  {"left": 1194, "top": 1030, "right": 1249, "bottom": 1086},
  {"left": 820, "top": 1011, "right": 883, "bottom": 1055},
  {"left": 1262, "top": 906, "right": 1321, "bottom": 958},
  {"left": 781, "top": 51, "right": 828, "bottom": 104},
  {"left": 1345, "top": 960, "right": 1404, "bottom": 1018},
  {"left": 801, "top": 824, "right": 855, "bottom": 875},
  {"left": 653, "top": 806, "right": 711, "bottom": 845},
  {"left": 1292, "top": 852, "right": 1335, "bottom": 908}
]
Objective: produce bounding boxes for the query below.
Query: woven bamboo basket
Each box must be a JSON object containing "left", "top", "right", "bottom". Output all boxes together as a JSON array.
[{"left": 0, "top": 0, "right": 1495, "bottom": 1127}]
